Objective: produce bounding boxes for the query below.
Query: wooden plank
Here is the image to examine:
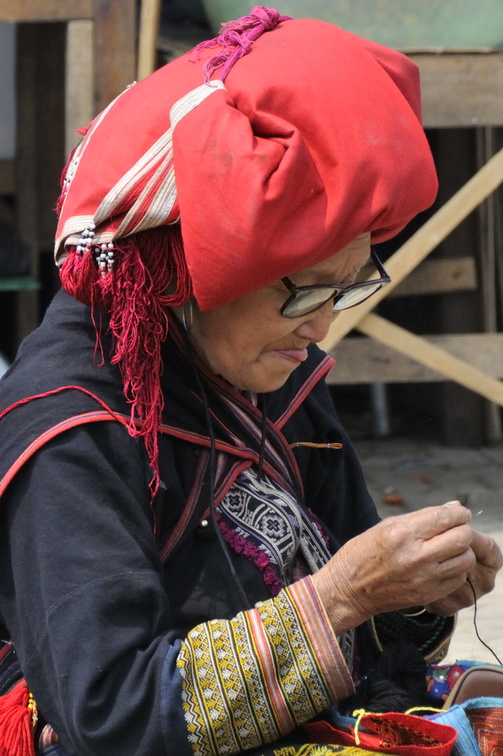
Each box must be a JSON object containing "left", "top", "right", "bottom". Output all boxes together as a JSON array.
[
  {"left": 389, "top": 256, "right": 476, "bottom": 297},
  {"left": 137, "top": 0, "right": 162, "bottom": 80},
  {"left": 92, "top": 0, "right": 137, "bottom": 113},
  {"left": 409, "top": 52, "right": 503, "bottom": 128},
  {"left": 65, "top": 20, "right": 94, "bottom": 154},
  {"left": 0, "top": 161, "right": 15, "bottom": 195},
  {"left": 320, "top": 146, "right": 503, "bottom": 352},
  {"left": 0, "top": 1, "right": 137, "bottom": 121},
  {"left": 328, "top": 332, "right": 503, "bottom": 384},
  {"left": 0, "top": 0, "right": 93, "bottom": 22},
  {"left": 355, "top": 314, "right": 503, "bottom": 406}
]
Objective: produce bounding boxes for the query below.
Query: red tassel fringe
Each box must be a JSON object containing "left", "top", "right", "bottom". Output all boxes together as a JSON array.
[
  {"left": 0, "top": 680, "right": 37, "bottom": 756},
  {"left": 59, "top": 225, "right": 192, "bottom": 499}
]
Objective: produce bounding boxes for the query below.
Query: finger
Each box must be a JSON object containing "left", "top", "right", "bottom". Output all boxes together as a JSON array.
[
  {"left": 423, "top": 502, "right": 473, "bottom": 538},
  {"left": 419, "top": 523, "right": 475, "bottom": 566},
  {"left": 432, "top": 544, "right": 476, "bottom": 581},
  {"left": 395, "top": 502, "right": 473, "bottom": 542},
  {"left": 425, "top": 583, "right": 474, "bottom": 616},
  {"left": 419, "top": 571, "right": 472, "bottom": 613},
  {"left": 470, "top": 531, "right": 503, "bottom": 571}
]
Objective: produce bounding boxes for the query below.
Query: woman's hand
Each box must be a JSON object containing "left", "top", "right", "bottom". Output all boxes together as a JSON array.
[
  {"left": 425, "top": 528, "right": 503, "bottom": 616},
  {"left": 310, "top": 502, "right": 501, "bottom": 636}
]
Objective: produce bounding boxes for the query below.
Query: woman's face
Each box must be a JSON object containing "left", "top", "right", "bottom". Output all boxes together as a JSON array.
[{"left": 188, "top": 234, "right": 371, "bottom": 393}]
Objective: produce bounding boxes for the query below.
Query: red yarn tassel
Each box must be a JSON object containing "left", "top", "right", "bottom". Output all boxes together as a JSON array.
[
  {"left": 0, "top": 680, "right": 37, "bottom": 756},
  {"left": 59, "top": 247, "right": 98, "bottom": 304},
  {"left": 58, "top": 224, "right": 193, "bottom": 510}
]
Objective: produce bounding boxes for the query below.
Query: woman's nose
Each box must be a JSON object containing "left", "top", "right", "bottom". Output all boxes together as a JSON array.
[{"left": 294, "top": 301, "right": 337, "bottom": 343}]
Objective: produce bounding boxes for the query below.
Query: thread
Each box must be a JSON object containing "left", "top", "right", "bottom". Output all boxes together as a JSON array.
[{"left": 466, "top": 576, "right": 502, "bottom": 665}]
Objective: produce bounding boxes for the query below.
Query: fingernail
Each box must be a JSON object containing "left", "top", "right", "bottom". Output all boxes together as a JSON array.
[{"left": 443, "top": 500, "right": 462, "bottom": 507}]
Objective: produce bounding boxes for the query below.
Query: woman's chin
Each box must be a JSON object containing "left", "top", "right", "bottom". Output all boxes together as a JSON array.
[{"left": 228, "top": 362, "right": 300, "bottom": 394}]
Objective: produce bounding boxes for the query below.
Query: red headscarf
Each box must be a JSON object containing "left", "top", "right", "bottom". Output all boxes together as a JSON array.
[{"left": 54, "top": 6, "right": 437, "bottom": 481}]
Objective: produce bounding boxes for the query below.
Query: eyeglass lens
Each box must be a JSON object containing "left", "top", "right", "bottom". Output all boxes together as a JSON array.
[
  {"left": 281, "top": 250, "right": 390, "bottom": 318},
  {"left": 332, "top": 282, "right": 383, "bottom": 311},
  {"left": 284, "top": 282, "right": 382, "bottom": 317}
]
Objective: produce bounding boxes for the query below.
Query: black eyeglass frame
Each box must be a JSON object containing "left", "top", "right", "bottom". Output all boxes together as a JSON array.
[{"left": 280, "top": 248, "right": 391, "bottom": 318}]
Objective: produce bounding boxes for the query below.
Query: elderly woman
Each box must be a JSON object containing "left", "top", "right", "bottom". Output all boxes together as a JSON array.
[{"left": 0, "top": 7, "right": 501, "bottom": 756}]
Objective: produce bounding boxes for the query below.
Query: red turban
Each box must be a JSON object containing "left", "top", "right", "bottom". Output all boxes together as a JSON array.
[
  {"left": 53, "top": 6, "right": 437, "bottom": 484},
  {"left": 55, "top": 6, "right": 437, "bottom": 311}
]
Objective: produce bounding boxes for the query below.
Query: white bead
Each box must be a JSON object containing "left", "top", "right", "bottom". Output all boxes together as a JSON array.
[{"left": 200, "top": 519, "right": 209, "bottom": 528}]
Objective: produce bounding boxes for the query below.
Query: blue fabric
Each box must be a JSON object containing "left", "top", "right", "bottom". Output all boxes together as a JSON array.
[
  {"left": 426, "top": 661, "right": 481, "bottom": 703},
  {"left": 39, "top": 745, "right": 69, "bottom": 756},
  {"left": 430, "top": 696, "right": 503, "bottom": 756},
  {"left": 160, "top": 642, "right": 193, "bottom": 756},
  {"left": 429, "top": 705, "right": 480, "bottom": 756}
]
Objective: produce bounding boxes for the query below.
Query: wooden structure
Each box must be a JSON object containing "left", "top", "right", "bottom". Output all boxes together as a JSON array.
[
  {"left": 409, "top": 52, "right": 503, "bottom": 129},
  {"left": 138, "top": 0, "right": 163, "bottom": 81},
  {"left": 323, "top": 145, "right": 503, "bottom": 396},
  {"left": 0, "top": 1, "right": 137, "bottom": 340},
  {"left": 323, "top": 52, "right": 503, "bottom": 441}
]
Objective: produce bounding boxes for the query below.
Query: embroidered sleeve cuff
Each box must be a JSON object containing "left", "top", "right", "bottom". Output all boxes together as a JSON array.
[
  {"left": 284, "top": 576, "right": 355, "bottom": 703},
  {"left": 177, "top": 577, "right": 354, "bottom": 756}
]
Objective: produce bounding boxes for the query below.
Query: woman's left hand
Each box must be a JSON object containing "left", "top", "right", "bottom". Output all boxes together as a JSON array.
[{"left": 425, "top": 529, "right": 503, "bottom": 616}]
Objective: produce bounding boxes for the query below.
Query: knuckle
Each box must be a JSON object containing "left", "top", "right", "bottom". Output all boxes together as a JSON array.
[
  {"left": 380, "top": 516, "right": 406, "bottom": 545},
  {"left": 450, "top": 524, "right": 473, "bottom": 554}
]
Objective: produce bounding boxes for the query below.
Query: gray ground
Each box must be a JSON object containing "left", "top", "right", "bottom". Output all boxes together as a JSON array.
[{"left": 355, "top": 437, "right": 503, "bottom": 533}]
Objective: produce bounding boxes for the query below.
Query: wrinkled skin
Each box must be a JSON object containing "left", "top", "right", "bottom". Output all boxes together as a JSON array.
[{"left": 311, "top": 501, "right": 503, "bottom": 634}]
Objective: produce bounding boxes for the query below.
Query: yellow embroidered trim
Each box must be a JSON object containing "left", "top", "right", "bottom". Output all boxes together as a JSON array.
[{"left": 177, "top": 589, "right": 335, "bottom": 755}]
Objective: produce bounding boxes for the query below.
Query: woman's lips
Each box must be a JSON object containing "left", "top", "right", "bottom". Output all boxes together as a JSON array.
[{"left": 274, "top": 347, "right": 309, "bottom": 363}]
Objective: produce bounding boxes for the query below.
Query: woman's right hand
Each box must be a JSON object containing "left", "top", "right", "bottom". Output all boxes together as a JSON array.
[{"left": 310, "top": 501, "right": 476, "bottom": 636}]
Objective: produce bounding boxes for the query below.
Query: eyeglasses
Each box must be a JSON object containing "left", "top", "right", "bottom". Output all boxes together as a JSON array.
[{"left": 280, "top": 248, "right": 391, "bottom": 319}]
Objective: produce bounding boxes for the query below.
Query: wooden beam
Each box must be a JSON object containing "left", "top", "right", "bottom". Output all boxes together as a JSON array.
[
  {"left": 137, "top": 0, "right": 162, "bottom": 80},
  {"left": 410, "top": 52, "right": 503, "bottom": 128},
  {"left": 350, "top": 314, "right": 503, "bottom": 406},
  {"left": 319, "top": 146, "right": 503, "bottom": 352},
  {"left": 0, "top": 0, "right": 93, "bottom": 22},
  {"left": 389, "top": 256, "right": 477, "bottom": 297},
  {"left": 92, "top": 0, "right": 137, "bottom": 113},
  {"left": 65, "top": 20, "right": 94, "bottom": 154},
  {"left": 328, "top": 332, "right": 503, "bottom": 384},
  {"left": 0, "top": 2, "right": 137, "bottom": 123}
]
